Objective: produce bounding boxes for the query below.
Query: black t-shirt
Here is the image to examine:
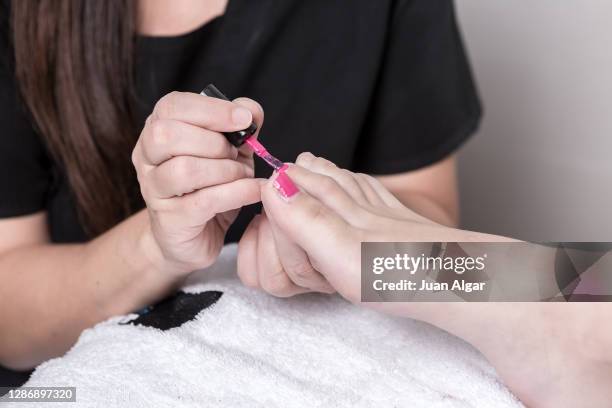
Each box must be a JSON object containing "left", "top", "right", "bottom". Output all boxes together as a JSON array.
[
  {"left": 0, "top": 0, "right": 481, "bottom": 244},
  {"left": 1, "top": 0, "right": 481, "bottom": 387}
]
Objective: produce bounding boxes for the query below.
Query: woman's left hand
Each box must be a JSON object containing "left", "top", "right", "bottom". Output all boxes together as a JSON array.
[{"left": 236, "top": 153, "right": 441, "bottom": 301}]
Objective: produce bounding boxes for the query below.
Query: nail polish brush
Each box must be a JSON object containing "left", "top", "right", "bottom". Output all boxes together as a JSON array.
[{"left": 200, "top": 84, "right": 298, "bottom": 199}]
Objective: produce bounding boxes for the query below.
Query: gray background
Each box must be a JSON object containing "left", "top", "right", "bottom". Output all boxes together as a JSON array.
[{"left": 455, "top": 1, "right": 612, "bottom": 241}]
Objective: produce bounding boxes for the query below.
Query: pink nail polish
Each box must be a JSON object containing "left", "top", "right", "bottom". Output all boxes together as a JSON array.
[{"left": 273, "top": 165, "right": 299, "bottom": 199}]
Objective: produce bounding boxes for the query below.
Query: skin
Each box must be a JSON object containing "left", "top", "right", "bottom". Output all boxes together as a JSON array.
[
  {"left": 0, "top": 92, "right": 263, "bottom": 369},
  {"left": 0, "top": 0, "right": 234, "bottom": 370},
  {"left": 1, "top": 3, "right": 608, "bottom": 406},
  {"left": 238, "top": 153, "right": 612, "bottom": 408},
  {"left": 139, "top": 0, "right": 460, "bottom": 227},
  {"left": 377, "top": 156, "right": 460, "bottom": 227},
  {"left": 0, "top": 0, "right": 457, "bottom": 368}
]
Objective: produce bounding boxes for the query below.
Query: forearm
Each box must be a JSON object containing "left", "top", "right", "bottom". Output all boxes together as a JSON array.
[
  {"left": 371, "top": 236, "right": 557, "bottom": 340},
  {"left": 396, "top": 193, "right": 458, "bottom": 227},
  {"left": 0, "top": 210, "right": 179, "bottom": 370},
  {"left": 374, "top": 156, "right": 461, "bottom": 227}
]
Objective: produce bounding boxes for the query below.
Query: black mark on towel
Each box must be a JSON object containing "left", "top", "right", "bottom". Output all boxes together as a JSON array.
[{"left": 126, "top": 291, "right": 222, "bottom": 330}]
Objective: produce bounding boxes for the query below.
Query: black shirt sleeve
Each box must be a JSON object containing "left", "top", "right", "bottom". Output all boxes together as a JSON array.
[
  {"left": 0, "top": 6, "right": 51, "bottom": 218},
  {"left": 354, "top": 0, "right": 482, "bottom": 174}
]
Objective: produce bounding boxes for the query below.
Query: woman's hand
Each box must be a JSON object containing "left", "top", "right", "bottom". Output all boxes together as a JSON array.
[
  {"left": 237, "top": 152, "right": 447, "bottom": 302},
  {"left": 133, "top": 91, "right": 263, "bottom": 275},
  {"left": 240, "top": 155, "right": 612, "bottom": 408}
]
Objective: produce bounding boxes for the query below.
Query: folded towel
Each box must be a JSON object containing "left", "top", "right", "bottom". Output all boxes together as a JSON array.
[{"left": 15, "top": 244, "right": 522, "bottom": 407}]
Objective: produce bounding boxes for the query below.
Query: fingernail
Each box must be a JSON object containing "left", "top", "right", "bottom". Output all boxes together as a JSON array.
[
  {"left": 232, "top": 106, "right": 252, "bottom": 127},
  {"left": 272, "top": 166, "right": 299, "bottom": 201}
]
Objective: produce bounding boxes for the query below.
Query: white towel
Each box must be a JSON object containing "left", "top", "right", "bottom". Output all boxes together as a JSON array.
[{"left": 16, "top": 244, "right": 522, "bottom": 408}]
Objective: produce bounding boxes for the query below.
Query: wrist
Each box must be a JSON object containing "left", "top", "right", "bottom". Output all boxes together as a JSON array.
[
  {"left": 137, "top": 211, "right": 192, "bottom": 278},
  {"left": 81, "top": 210, "right": 185, "bottom": 321}
]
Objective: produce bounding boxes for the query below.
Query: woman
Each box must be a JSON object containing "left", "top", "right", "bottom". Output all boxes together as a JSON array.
[
  {"left": 240, "top": 153, "right": 612, "bottom": 407},
  {"left": 1, "top": 0, "right": 479, "bottom": 375}
]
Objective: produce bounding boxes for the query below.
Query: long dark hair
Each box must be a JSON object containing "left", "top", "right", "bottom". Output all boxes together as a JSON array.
[{"left": 11, "top": 0, "right": 138, "bottom": 236}]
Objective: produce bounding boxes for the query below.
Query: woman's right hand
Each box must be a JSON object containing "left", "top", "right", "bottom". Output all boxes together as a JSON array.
[{"left": 132, "top": 91, "right": 263, "bottom": 275}]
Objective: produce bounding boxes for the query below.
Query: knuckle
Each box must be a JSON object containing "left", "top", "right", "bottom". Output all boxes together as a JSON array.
[
  {"left": 340, "top": 168, "right": 354, "bottom": 179},
  {"left": 261, "top": 272, "right": 292, "bottom": 297},
  {"left": 149, "top": 119, "right": 171, "bottom": 147},
  {"left": 169, "top": 156, "right": 193, "bottom": 179},
  {"left": 295, "top": 152, "right": 315, "bottom": 166},
  {"left": 155, "top": 91, "right": 180, "bottom": 118},
  {"left": 137, "top": 179, "right": 150, "bottom": 199},
  {"left": 131, "top": 145, "right": 140, "bottom": 168},
  {"left": 338, "top": 169, "right": 357, "bottom": 185},
  {"left": 315, "top": 156, "right": 336, "bottom": 170},
  {"left": 140, "top": 176, "right": 168, "bottom": 208},
  {"left": 287, "top": 261, "right": 316, "bottom": 284},
  {"left": 355, "top": 172, "right": 371, "bottom": 183},
  {"left": 319, "top": 176, "right": 340, "bottom": 196},
  {"left": 359, "top": 172, "right": 381, "bottom": 186},
  {"left": 149, "top": 196, "right": 173, "bottom": 212}
]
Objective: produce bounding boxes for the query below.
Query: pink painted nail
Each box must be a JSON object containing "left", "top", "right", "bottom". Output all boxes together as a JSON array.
[{"left": 273, "top": 165, "right": 299, "bottom": 200}]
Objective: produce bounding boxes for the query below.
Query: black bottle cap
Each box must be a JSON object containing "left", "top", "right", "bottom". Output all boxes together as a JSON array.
[{"left": 200, "top": 84, "right": 258, "bottom": 147}]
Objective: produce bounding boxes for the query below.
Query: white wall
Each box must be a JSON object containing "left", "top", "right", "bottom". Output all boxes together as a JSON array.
[{"left": 455, "top": 1, "right": 612, "bottom": 241}]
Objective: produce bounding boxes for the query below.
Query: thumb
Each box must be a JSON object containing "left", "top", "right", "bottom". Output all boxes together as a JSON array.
[
  {"left": 232, "top": 97, "right": 263, "bottom": 163},
  {"left": 261, "top": 165, "right": 356, "bottom": 273},
  {"left": 261, "top": 172, "right": 349, "bottom": 252}
]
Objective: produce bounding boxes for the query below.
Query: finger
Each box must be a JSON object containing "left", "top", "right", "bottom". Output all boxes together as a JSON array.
[
  {"left": 237, "top": 215, "right": 262, "bottom": 288},
  {"left": 352, "top": 173, "right": 386, "bottom": 207},
  {"left": 233, "top": 97, "right": 264, "bottom": 144},
  {"left": 256, "top": 214, "right": 308, "bottom": 297},
  {"left": 232, "top": 97, "right": 264, "bottom": 168},
  {"left": 153, "top": 91, "right": 254, "bottom": 132},
  {"left": 149, "top": 157, "right": 254, "bottom": 198},
  {"left": 176, "top": 177, "right": 262, "bottom": 221},
  {"left": 141, "top": 118, "right": 238, "bottom": 165},
  {"left": 267, "top": 212, "right": 335, "bottom": 294},
  {"left": 281, "top": 164, "right": 370, "bottom": 226},
  {"left": 131, "top": 141, "right": 145, "bottom": 173},
  {"left": 359, "top": 173, "right": 406, "bottom": 209},
  {"left": 296, "top": 152, "right": 369, "bottom": 205},
  {"left": 261, "top": 173, "right": 354, "bottom": 261}
]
